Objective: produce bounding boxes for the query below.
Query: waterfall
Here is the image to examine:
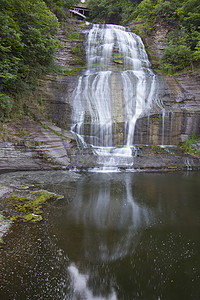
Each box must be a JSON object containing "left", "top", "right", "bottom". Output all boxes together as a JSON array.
[{"left": 71, "top": 24, "right": 158, "bottom": 170}]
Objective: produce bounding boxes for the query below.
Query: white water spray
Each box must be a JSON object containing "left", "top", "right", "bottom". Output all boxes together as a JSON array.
[{"left": 71, "top": 24, "right": 158, "bottom": 169}]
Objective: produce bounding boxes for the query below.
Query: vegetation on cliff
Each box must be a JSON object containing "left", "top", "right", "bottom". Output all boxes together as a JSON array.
[
  {"left": 182, "top": 133, "right": 200, "bottom": 157},
  {"left": 0, "top": 0, "right": 78, "bottom": 120},
  {"left": 0, "top": 0, "right": 200, "bottom": 122},
  {"left": 87, "top": 0, "right": 200, "bottom": 74}
]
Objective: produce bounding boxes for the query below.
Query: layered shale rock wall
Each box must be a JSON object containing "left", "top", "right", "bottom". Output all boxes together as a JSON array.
[
  {"left": 134, "top": 75, "right": 200, "bottom": 146},
  {"left": 37, "top": 73, "right": 78, "bottom": 129},
  {"left": 0, "top": 22, "right": 200, "bottom": 172}
]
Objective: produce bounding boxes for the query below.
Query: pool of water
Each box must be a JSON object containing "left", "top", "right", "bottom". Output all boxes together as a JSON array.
[{"left": 0, "top": 171, "right": 200, "bottom": 299}]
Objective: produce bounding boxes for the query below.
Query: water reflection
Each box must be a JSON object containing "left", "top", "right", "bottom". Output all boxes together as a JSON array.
[
  {"left": 49, "top": 172, "right": 200, "bottom": 299},
  {"left": 0, "top": 171, "right": 200, "bottom": 300},
  {"left": 68, "top": 264, "right": 117, "bottom": 300},
  {"left": 63, "top": 173, "right": 155, "bottom": 262}
]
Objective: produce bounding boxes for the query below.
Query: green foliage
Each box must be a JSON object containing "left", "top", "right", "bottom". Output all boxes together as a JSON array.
[
  {"left": 183, "top": 133, "right": 200, "bottom": 156},
  {"left": 152, "top": 1, "right": 177, "bottom": 22},
  {"left": 44, "top": 0, "right": 79, "bottom": 20},
  {"left": 178, "top": 0, "right": 200, "bottom": 29},
  {"left": 71, "top": 44, "right": 84, "bottom": 58},
  {"left": 120, "top": 0, "right": 141, "bottom": 25},
  {"left": 162, "top": 26, "right": 199, "bottom": 73},
  {"left": 0, "top": 0, "right": 82, "bottom": 120},
  {"left": 0, "top": 123, "right": 8, "bottom": 140},
  {"left": 0, "top": 94, "right": 13, "bottom": 119},
  {"left": 162, "top": 43, "right": 192, "bottom": 73},
  {"left": 0, "top": 0, "right": 60, "bottom": 98},
  {"left": 130, "top": 0, "right": 200, "bottom": 25},
  {"left": 132, "top": 0, "right": 157, "bottom": 21},
  {"left": 69, "top": 32, "right": 80, "bottom": 40},
  {"left": 194, "top": 32, "right": 200, "bottom": 60},
  {"left": 87, "top": 0, "right": 123, "bottom": 24},
  {"left": 183, "top": 133, "right": 198, "bottom": 149},
  {"left": 0, "top": 11, "right": 22, "bottom": 90}
]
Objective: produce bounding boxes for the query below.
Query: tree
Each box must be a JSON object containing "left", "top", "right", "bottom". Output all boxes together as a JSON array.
[
  {"left": 162, "top": 27, "right": 197, "bottom": 73},
  {"left": 178, "top": 0, "right": 200, "bottom": 29},
  {"left": 0, "top": 0, "right": 59, "bottom": 93},
  {"left": 0, "top": 0, "right": 60, "bottom": 119},
  {"left": 87, "top": 0, "right": 123, "bottom": 23}
]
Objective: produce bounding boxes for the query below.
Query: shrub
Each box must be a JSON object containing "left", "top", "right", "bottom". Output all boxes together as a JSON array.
[
  {"left": 183, "top": 133, "right": 199, "bottom": 152},
  {"left": 152, "top": 1, "right": 177, "bottom": 22},
  {"left": 162, "top": 43, "right": 193, "bottom": 73},
  {"left": 0, "top": 93, "right": 13, "bottom": 119}
]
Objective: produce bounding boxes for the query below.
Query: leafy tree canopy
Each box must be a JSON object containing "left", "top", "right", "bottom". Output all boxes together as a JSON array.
[{"left": 0, "top": 0, "right": 78, "bottom": 119}]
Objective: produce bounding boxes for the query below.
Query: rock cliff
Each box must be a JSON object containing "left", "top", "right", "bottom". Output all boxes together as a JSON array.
[
  {"left": 0, "top": 118, "right": 75, "bottom": 172},
  {"left": 0, "top": 21, "right": 200, "bottom": 172},
  {"left": 0, "top": 22, "right": 83, "bottom": 172}
]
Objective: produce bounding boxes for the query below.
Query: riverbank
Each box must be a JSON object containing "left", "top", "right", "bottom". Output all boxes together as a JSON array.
[{"left": 0, "top": 169, "right": 80, "bottom": 243}]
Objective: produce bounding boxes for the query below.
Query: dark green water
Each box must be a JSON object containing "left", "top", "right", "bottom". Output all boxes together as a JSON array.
[{"left": 0, "top": 171, "right": 200, "bottom": 300}]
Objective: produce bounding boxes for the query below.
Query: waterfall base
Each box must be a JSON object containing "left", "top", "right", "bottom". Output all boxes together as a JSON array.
[{"left": 68, "top": 144, "right": 200, "bottom": 172}]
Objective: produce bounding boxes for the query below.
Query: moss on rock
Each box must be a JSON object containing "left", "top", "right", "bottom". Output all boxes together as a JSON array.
[
  {"left": 6, "top": 190, "right": 64, "bottom": 223},
  {"left": 13, "top": 213, "right": 43, "bottom": 223}
]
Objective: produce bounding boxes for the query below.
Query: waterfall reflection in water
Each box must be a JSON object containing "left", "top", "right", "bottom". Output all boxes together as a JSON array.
[
  {"left": 71, "top": 24, "right": 158, "bottom": 169},
  {"left": 1, "top": 171, "right": 200, "bottom": 300},
  {"left": 52, "top": 172, "right": 200, "bottom": 299},
  {"left": 64, "top": 173, "right": 154, "bottom": 262},
  {"left": 68, "top": 264, "right": 117, "bottom": 300}
]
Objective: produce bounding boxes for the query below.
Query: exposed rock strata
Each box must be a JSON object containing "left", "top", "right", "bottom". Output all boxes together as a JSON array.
[
  {"left": 133, "top": 74, "right": 200, "bottom": 146},
  {"left": 68, "top": 145, "right": 200, "bottom": 171},
  {"left": 37, "top": 73, "right": 78, "bottom": 128},
  {"left": 0, "top": 23, "right": 199, "bottom": 172},
  {"left": 55, "top": 24, "right": 86, "bottom": 68},
  {"left": 0, "top": 119, "right": 75, "bottom": 172}
]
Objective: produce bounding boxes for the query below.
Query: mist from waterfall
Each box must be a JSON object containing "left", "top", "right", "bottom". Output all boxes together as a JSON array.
[{"left": 71, "top": 24, "right": 158, "bottom": 170}]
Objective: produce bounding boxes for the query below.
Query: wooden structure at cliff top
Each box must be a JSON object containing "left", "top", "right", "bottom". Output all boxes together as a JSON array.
[{"left": 70, "top": 3, "right": 90, "bottom": 19}]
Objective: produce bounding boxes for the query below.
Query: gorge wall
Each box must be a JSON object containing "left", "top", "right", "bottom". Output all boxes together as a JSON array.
[
  {"left": 38, "top": 22, "right": 200, "bottom": 148},
  {"left": 0, "top": 21, "right": 200, "bottom": 172},
  {"left": 38, "top": 50, "right": 200, "bottom": 149}
]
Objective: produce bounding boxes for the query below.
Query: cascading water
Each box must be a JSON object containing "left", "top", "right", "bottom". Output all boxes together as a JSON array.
[{"left": 71, "top": 24, "right": 158, "bottom": 170}]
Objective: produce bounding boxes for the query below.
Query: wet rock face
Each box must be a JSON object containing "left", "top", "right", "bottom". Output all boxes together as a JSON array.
[
  {"left": 37, "top": 23, "right": 86, "bottom": 129},
  {"left": 1, "top": 24, "right": 200, "bottom": 172},
  {"left": 55, "top": 25, "right": 86, "bottom": 68},
  {"left": 0, "top": 142, "right": 41, "bottom": 172},
  {"left": 68, "top": 145, "right": 200, "bottom": 172},
  {"left": 37, "top": 24, "right": 200, "bottom": 149},
  {"left": 55, "top": 27, "right": 81, "bottom": 68},
  {"left": 134, "top": 111, "right": 200, "bottom": 146},
  {"left": 144, "top": 79, "right": 198, "bottom": 146},
  {"left": 128, "top": 21, "right": 200, "bottom": 147},
  {"left": 129, "top": 74, "right": 200, "bottom": 146},
  {"left": 66, "top": 72, "right": 200, "bottom": 147},
  {"left": 133, "top": 145, "right": 200, "bottom": 171},
  {"left": 37, "top": 73, "right": 78, "bottom": 129}
]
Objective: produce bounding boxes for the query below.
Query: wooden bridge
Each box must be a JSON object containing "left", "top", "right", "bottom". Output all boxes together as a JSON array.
[{"left": 70, "top": 3, "right": 90, "bottom": 19}]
